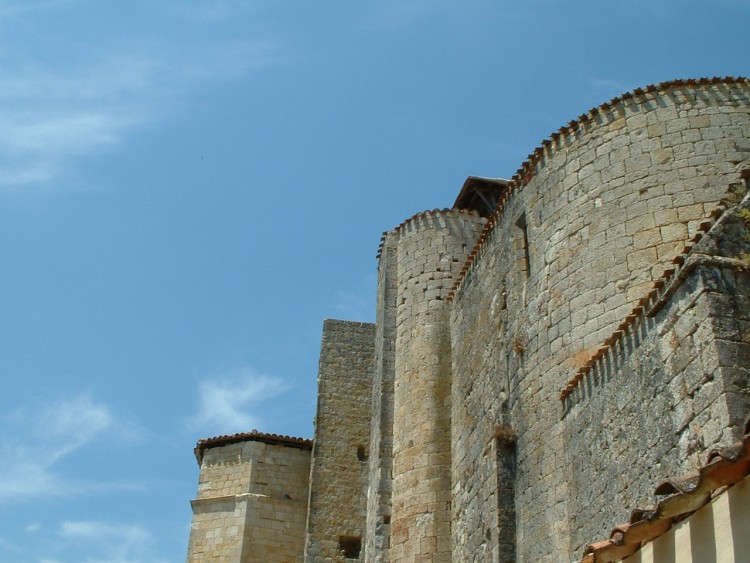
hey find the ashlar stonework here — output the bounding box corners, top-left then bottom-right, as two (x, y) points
(187, 77), (750, 563)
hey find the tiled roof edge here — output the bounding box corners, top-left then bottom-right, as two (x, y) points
(194, 430), (313, 464)
(446, 76), (750, 302)
(560, 181), (749, 404)
(375, 208), (482, 259)
(581, 421), (750, 563)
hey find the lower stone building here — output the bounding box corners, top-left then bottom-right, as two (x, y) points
(187, 433), (312, 561)
(187, 77), (750, 562)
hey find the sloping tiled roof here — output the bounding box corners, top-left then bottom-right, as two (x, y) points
(194, 430), (313, 464)
(582, 418), (750, 563)
(452, 176), (510, 217)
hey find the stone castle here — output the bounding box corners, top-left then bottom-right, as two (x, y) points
(186, 77), (750, 562)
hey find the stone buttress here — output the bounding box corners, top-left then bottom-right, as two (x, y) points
(304, 320), (375, 562)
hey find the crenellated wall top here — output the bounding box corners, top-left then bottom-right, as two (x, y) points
(376, 207), (483, 259)
(509, 77), (750, 190)
(446, 76), (750, 301)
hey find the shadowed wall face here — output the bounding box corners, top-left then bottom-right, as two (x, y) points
(365, 232), (398, 563)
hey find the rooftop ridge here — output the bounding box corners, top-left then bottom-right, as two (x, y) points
(194, 430), (313, 464)
(446, 76), (750, 302)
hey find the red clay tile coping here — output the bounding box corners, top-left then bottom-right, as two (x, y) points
(194, 430), (313, 464)
(558, 183), (750, 403)
(444, 76), (750, 303)
(581, 417), (750, 563)
(375, 208), (483, 259)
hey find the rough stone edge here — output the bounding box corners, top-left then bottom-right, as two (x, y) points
(194, 431), (313, 464)
(559, 182), (750, 405)
(376, 208), (483, 259)
(446, 76), (750, 303)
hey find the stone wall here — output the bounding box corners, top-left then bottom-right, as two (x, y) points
(187, 77), (750, 563)
(187, 438), (311, 563)
(365, 232), (398, 563)
(390, 209), (485, 563)
(563, 262), (750, 555)
(449, 79), (750, 562)
(562, 191), (750, 555)
(304, 320), (376, 562)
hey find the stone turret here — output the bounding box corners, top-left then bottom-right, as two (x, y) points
(388, 209), (485, 562)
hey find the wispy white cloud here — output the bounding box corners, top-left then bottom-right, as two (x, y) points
(58, 520), (170, 563)
(0, 395), (140, 503)
(0, 56), (146, 189)
(0, 112), (131, 186)
(0, 536), (24, 557)
(189, 368), (289, 435)
(36, 395), (113, 459)
(0, 7), (281, 190)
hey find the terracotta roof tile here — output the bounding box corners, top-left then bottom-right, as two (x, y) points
(581, 419), (750, 563)
(448, 77), (750, 304)
(194, 430), (312, 464)
(559, 186), (749, 404)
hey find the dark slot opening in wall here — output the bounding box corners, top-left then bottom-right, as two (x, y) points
(338, 536), (362, 558)
(357, 445), (367, 461)
(496, 432), (517, 560)
(516, 213), (531, 277)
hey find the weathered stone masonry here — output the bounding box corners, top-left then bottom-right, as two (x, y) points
(187, 434), (312, 562)
(448, 77), (750, 561)
(187, 77), (750, 562)
(390, 210), (485, 563)
(305, 320), (375, 563)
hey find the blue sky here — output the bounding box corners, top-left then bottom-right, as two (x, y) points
(0, 1), (747, 561)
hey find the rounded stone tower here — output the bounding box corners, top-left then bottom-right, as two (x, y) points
(389, 209), (485, 562)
